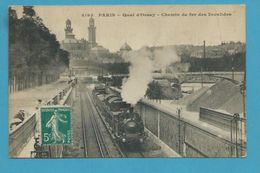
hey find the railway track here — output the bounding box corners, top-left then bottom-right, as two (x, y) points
(123, 151), (145, 158)
(87, 89), (145, 158)
(85, 91), (111, 158)
(80, 94), (88, 157)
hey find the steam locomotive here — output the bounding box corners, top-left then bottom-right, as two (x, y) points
(92, 84), (145, 144)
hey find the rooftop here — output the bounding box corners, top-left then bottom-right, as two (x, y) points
(120, 42), (132, 51)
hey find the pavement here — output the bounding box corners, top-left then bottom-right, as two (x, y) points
(9, 80), (70, 124)
(17, 136), (35, 158)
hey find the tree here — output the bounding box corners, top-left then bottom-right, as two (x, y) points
(23, 6), (36, 17)
(146, 81), (163, 101)
(9, 7), (18, 44)
(57, 49), (70, 67)
(9, 6), (70, 77)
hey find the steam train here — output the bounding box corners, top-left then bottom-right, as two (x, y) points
(92, 84), (145, 144)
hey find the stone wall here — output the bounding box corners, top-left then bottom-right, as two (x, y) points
(135, 101), (245, 157)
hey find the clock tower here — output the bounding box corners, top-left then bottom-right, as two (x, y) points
(88, 17), (97, 48)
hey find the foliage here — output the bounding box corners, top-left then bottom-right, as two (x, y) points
(9, 6), (69, 75)
(103, 62), (130, 74)
(181, 52), (245, 72)
(146, 81), (163, 100)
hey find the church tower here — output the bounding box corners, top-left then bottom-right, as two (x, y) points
(65, 19), (75, 39)
(88, 17), (97, 48)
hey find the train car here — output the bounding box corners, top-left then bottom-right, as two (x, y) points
(94, 83), (106, 93)
(92, 86), (145, 144)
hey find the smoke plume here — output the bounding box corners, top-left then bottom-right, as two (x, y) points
(121, 46), (180, 105)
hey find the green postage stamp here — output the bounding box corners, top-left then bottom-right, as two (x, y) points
(40, 106), (72, 145)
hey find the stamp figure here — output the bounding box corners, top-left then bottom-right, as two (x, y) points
(41, 107), (71, 145)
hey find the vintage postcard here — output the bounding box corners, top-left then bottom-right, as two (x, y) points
(8, 5), (246, 158)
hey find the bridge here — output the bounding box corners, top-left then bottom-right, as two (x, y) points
(75, 71), (244, 80)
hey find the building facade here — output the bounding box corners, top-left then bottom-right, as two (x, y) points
(61, 17), (109, 61)
(88, 17), (97, 48)
(61, 19), (90, 60)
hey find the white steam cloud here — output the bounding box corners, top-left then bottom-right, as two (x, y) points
(121, 46), (180, 105)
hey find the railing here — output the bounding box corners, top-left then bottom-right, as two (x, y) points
(200, 107), (238, 130)
(40, 84), (74, 158)
(9, 113), (37, 157)
(199, 107), (246, 156)
(9, 81), (75, 158)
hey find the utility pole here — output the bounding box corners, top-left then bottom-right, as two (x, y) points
(232, 57), (234, 80)
(177, 107), (182, 154)
(101, 60), (104, 76)
(201, 40), (205, 88)
(241, 70), (246, 156)
(203, 40), (206, 60)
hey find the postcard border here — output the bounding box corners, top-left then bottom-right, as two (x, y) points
(0, 0), (260, 173)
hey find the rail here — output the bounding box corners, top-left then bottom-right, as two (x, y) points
(80, 93), (88, 157)
(91, 93), (126, 158)
(90, 90), (145, 158)
(86, 91), (111, 158)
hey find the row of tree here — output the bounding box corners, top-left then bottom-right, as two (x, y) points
(9, 6), (69, 76)
(98, 52), (245, 75)
(181, 52), (245, 72)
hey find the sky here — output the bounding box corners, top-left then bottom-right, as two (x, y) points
(13, 5), (245, 52)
